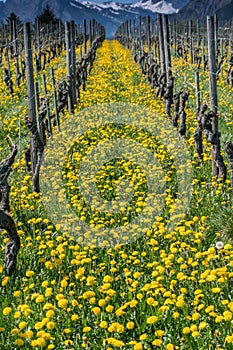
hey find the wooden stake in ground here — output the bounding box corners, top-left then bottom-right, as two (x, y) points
(189, 20), (193, 64)
(70, 20), (77, 105)
(195, 69), (201, 113)
(194, 103), (207, 160)
(51, 68), (61, 132)
(162, 14), (173, 118)
(158, 14), (165, 74)
(207, 15), (226, 180)
(65, 21), (74, 114)
(24, 22), (43, 193)
(83, 19), (87, 55)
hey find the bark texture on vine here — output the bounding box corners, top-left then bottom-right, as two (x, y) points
(0, 137), (20, 275)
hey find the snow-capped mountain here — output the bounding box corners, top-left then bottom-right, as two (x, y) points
(77, 0), (181, 14)
(80, 1), (126, 11)
(130, 0), (179, 14)
(0, 0), (189, 37)
(70, 0), (184, 35)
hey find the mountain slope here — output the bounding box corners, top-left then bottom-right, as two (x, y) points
(130, 0), (179, 14)
(176, 0), (232, 22)
(1, 0), (188, 37)
(217, 0), (233, 24)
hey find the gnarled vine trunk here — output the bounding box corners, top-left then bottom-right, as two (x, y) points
(0, 210), (20, 275)
(0, 137), (20, 275)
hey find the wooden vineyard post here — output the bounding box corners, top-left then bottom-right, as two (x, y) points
(34, 82), (43, 143)
(59, 20), (63, 54)
(83, 19), (87, 55)
(146, 16), (151, 53)
(196, 19), (200, 51)
(207, 15), (218, 177)
(126, 20), (130, 49)
(195, 69), (200, 113)
(214, 14), (218, 64)
(24, 22), (39, 192)
(89, 19), (93, 46)
(139, 16), (143, 55)
(162, 14), (173, 118)
(201, 38), (205, 71)
(51, 68), (60, 132)
(5, 38), (11, 77)
(207, 15), (226, 180)
(24, 23), (36, 131)
(19, 44), (25, 80)
(173, 19), (177, 56)
(189, 20), (193, 64)
(220, 37), (224, 58)
(65, 21), (74, 114)
(158, 14), (165, 74)
(42, 73), (52, 139)
(35, 20), (40, 53)
(12, 19), (20, 86)
(129, 19), (132, 49)
(229, 28), (233, 54)
(93, 19), (96, 42)
(71, 20), (77, 105)
(162, 15), (171, 70)
(133, 19), (137, 53)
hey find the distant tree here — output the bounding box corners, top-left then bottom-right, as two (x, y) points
(6, 12), (22, 27)
(35, 5), (59, 25)
(7, 12), (17, 22)
(6, 12), (22, 42)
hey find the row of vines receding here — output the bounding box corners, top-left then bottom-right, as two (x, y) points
(0, 9), (105, 274)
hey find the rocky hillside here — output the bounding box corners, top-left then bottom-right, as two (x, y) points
(176, 0), (232, 23)
(217, 0), (233, 25)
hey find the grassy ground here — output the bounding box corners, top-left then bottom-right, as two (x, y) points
(0, 40), (233, 349)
